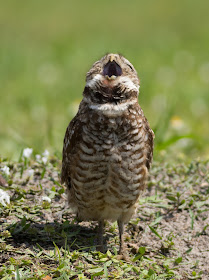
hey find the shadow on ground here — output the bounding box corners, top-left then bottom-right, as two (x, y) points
(6, 216), (112, 253)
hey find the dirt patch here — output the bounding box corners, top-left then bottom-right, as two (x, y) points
(0, 158), (208, 279)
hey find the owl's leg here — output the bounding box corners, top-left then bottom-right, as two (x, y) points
(97, 220), (104, 252)
(117, 219), (125, 255)
(117, 219), (130, 261)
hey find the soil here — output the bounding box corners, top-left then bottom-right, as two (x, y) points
(0, 159), (209, 279)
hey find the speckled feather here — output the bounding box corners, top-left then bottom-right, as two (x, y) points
(61, 54), (154, 224)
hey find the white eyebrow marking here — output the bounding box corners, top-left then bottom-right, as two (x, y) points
(86, 74), (103, 88)
(118, 76), (140, 92)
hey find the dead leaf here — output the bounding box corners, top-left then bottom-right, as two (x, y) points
(42, 276), (52, 280)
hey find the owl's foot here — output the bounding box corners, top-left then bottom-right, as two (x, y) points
(116, 251), (130, 262)
(96, 243), (105, 253)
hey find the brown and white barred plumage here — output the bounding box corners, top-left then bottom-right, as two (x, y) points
(61, 53), (154, 257)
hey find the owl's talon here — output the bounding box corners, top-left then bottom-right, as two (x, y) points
(96, 244), (105, 253)
(116, 253), (131, 262)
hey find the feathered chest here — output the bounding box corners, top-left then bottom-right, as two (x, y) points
(69, 103), (148, 207)
(81, 103), (143, 154)
(69, 103), (147, 178)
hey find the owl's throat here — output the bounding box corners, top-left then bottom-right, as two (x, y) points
(84, 85), (130, 105)
(98, 86), (125, 103)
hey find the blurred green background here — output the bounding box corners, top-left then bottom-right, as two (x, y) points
(0, 0), (209, 160)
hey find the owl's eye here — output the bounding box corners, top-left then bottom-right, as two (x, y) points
(127, 64), (134, 71)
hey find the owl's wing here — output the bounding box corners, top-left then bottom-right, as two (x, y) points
(143, 116), (155, 170)
(61, 113), (83, 187)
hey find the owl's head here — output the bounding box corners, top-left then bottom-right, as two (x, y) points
(84, 54), (140, 103)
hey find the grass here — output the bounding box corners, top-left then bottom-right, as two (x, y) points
(0, 154), (209, 279)
(0, 2), (209, 278)
(0, 0), (209, 159)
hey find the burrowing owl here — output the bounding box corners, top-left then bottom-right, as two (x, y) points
(61, 53), (154, 257)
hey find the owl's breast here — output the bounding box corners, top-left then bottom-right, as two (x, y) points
(69, 108), (147, 215)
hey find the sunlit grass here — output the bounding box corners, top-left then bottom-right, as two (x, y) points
(0, 0), (209, 159)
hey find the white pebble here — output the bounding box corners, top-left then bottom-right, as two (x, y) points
(1, 166), (10, 176)
(0, 189), (10, 207)
(23, 148), (33, 158)
(42, 196), (51, 203)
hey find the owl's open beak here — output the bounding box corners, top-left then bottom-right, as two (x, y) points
(103, 58), (122, 80)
